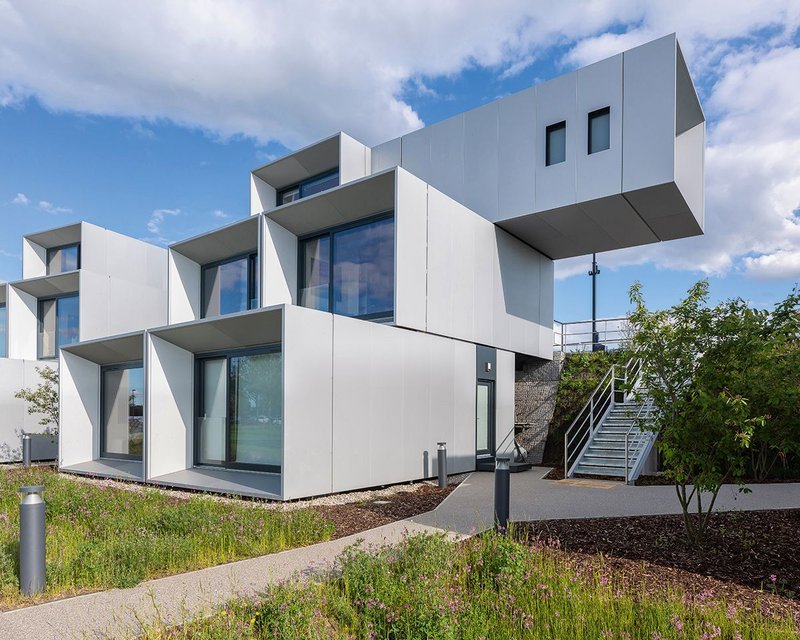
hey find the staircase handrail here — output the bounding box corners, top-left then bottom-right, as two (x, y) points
(622, 394), (655, 483)
(564, 355), (644, 478)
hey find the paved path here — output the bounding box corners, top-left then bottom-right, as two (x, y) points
(411, 467), (800, 534)
(0, 520), (456, 640)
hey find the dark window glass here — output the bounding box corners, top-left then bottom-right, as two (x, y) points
(38, 294), (79, 358)
(277, 169), (339, 206)
(299, 235), (330, 312)
(332, 217), (394, 319)
(0, 304), (6, 358)
(588, 107), (611, 154)
(196, 347), (282, 472)
(201, 253), (258, 318)
(46, 244), (80, 275)
(101, 364), (144, 460)
(298, 214), (394, 321)
(546, 121), (566, 166)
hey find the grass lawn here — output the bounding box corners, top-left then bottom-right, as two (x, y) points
(0, 466), (334, 608)
(142, 532), (799, 639)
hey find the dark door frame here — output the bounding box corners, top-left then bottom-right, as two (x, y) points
(476, 379), (496, 459)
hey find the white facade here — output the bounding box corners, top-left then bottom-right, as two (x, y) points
(56, 35), (705, 499)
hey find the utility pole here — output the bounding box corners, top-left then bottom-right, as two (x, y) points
(588, 253), (602, 351)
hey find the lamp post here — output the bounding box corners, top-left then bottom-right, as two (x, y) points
(588, 253), (601, 351)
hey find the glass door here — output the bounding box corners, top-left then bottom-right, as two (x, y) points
(476, 381), (495, 458)
(197, 358), (227, 466)
(101, 363), (144, 460)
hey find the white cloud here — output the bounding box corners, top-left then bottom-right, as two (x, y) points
(146, 208), (180, 237)
(38, 200), (72, 214)
(12, 192), (29, 205)
(211, 209), (229, 219)
(743, 251), (800, 280)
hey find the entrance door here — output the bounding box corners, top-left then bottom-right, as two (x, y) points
(476, 380), (495, 458)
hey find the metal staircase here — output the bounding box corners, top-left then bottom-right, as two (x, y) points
(564, 357), (658, 483)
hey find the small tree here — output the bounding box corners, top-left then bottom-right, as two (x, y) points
(628, 282), (763, 545)
(15, 365), (59, 435)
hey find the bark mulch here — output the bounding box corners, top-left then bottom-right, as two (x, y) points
(517, 509), (800, 619)
(319, 483), (457, 539)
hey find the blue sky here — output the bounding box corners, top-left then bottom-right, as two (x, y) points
(1, 1), (799, 322)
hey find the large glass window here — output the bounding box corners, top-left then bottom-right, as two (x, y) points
(38, 294), (79, 359)
(101, 363), (144, 460)
(46, 243), (80, 275)
(277, 169), (339, 206)
(0, 303), (6, 358)
(201, 253), (258, 318)
(545, 121), (567, 166)
(588, 107), (610, 154)
(196, 347), (282, 472)
(299, 214), (394, 321)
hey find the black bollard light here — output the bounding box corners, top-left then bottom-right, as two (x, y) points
(19, 485), (46, 596)
(494, 456), (511, 534)
(22, 433), (31, 468)
(437, 442), (447, 488)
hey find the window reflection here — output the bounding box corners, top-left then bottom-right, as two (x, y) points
(46, 244), (80, 275)
(101, 364), (144, 459)
(38, 294), (79, 359)
(201, 253), (258, 318)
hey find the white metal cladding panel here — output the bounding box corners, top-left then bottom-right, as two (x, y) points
(394, 169), (427, 332)
(7, 286), (37, 360)
(622, 34), (676, 192)
(22, 239), (46, 279)
(577, 54), (624, 202)
(146, 334), (193, 479)
(78, 270), (108, 341)
(400, 127), (431, 186)
(370, 138), (401, 174)
(538, 256), (555, 327)
(497, 87), (536, 220)
(464, 101), (500, 222)
(675, 121), (705, 229)
(251, 174), (277, 215)
(59, 351), (98, 467)
(339, 133), (369, 186)
(495, 349), (516, 458)
(0, 360), (53, 462)
(429, 114), (466, 205)
(331, 317), (476, 493)
(78, 222), (105, 275)
(262, 219), (298, 307)
(169, 251), (201, 324)
(282, 306), (333, 500)
(535, 72), (578, 213)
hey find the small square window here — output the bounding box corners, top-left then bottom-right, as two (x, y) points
(588, 107), (610, 154)
(545, 121), (566, 166)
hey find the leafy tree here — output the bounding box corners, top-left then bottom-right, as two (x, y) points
(15, 365), (59, 435)
(628, 282), (765, 545)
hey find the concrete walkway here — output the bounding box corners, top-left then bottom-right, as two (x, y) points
(0, 520), (455, 640)
(411, 467), (800, 534)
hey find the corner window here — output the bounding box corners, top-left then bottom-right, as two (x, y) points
(277, 169), (339, 206)
(545, 121), (566, 166)
(46, 243), (80, 275)
(38, 293), (79, 359)
(101, 363), (144, 460)
(588, 107), (610, 154)
(201, 253), (258, 318)
(299, 214), (394, 321)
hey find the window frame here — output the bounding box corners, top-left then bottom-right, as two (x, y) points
(297, 211), (395, 322)
(276, 168), (340, 207)
(588, 107), (611, 155)
(99, 360), (145, 461)
(37, 292), (79, 360)
(194, 344), (282, 474)
(0, 303), (6, 358)
(545, 120), (567, 166)
(200, 251), (259, 319)
(45, 242), (81, 275)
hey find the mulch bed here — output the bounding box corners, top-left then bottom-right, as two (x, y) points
(517, 509), (800, 618)
(319, 483), (458, 539)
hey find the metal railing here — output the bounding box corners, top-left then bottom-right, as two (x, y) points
(553, 316), (630, 352)
(563, 356), (643, 478)
(623, 394), (656, 484)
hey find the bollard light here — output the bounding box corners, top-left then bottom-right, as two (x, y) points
(437, 442), (447, 488)
(494, 456), (511, 534)
(22, 433), (31, 468)
(18, 485), (46, 596)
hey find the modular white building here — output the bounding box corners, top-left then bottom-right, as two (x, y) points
(58, 34), (705, 499)
(0, 222), (168, 461)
